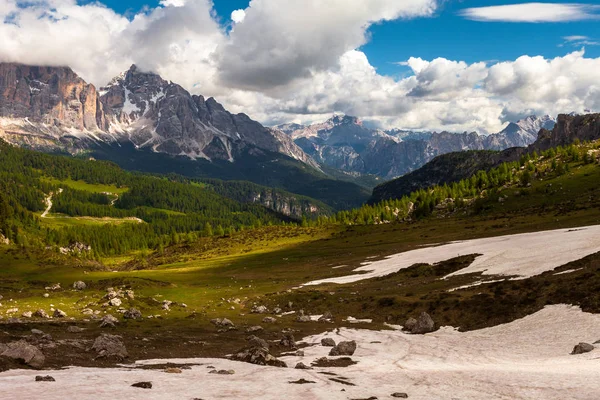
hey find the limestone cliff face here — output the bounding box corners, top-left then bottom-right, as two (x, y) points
(0, 63), (317, 168)
(0, 63), (100, 131)
(533, 114), (600, 151)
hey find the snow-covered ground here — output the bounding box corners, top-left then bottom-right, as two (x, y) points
(304, 225), (600, 286)
(1, 305), (598, 399)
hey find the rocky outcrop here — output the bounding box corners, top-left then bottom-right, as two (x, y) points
(0, 63), (316, 168)
(533, 113), (600, 152)
(0, 340), (45, 368)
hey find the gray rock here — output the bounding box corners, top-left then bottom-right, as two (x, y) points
(571, 343), (595, 355)
(53, 309), (67, 318)
(35, 375), (55, 382)
(280, 333), (297, 349)
(246, 326), (264, 334)
(247, 335), (269, 350)
(231, 345), (287, 368)
(404, 312), (435, 334)
(251, 305), (268, 314)
(108, 298), (122, 307)
(318, 311), (333, 322)
(210, 318), (234, 328)
(91, 334), (128, 360)
(67, 326), (85, 333)
(123, 308), (142, 320)
(21, 311), (32, 318)
(73, 281), (86, 291)
(31, 329), (45, 336)
(262, 317), (277, 323)
(33, 309), (49, 319)
(0, 340), (45, 368)
(99, 314), (118, 328)
(321, 338), (336, 347)
(329, 341), (357, 356)
(391, 393), (409, 398)
(295, 362), (311, 370)
(296, 315), (311, 323)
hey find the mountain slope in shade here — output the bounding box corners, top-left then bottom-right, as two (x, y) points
(278, 115), (556, 179)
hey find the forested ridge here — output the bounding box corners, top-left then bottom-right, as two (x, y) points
(0, 140), (295, 256)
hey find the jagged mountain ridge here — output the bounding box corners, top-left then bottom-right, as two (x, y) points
(0, 63), (316, 168)
(370, 113), (600, 203)
(277, 114), (556, 179)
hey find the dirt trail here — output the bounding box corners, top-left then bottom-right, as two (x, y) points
(41, 188), (62, 218)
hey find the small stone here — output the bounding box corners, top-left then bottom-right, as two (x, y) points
(21, 311), (32, 318)
(262, 317), (277, 323)
(34, 309), (49, 319)
(67, 326), (85, 333)
(251, 305), (268, 314)
(73, 281), (86, 291)
(31, 329), (45, 336)
(391, 393), (409, 398)
(164, 368), (182, 374)
(321, 338), (336, 347)
(43, 293), (49, 298)
(295, 350), (305, 357)
(296, 315), (311, 323)
(131, 382), (152, 389)
(53, 309), (67, 318)
(35, 376), (55, 382)
(295, 362), (311, 370)
(318, 311), (333, 322)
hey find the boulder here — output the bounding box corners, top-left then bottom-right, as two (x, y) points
(210, 318), (234, 328)
(251, 305), (268, 314)
(318, 311), (333, 322)
(280, 333), (297, 350)
(571, 343), (595, 355)
(321, 338), (336, 347)
(0, 340), (45, 368)
(73, 281), (87, 291)
(33, 309), (49, 319)
(247, 335), (269, 350)
(123, 308), (142, 320)
(53, 309), (67, 318)
(246, 326), (264, 334)
(404, 312), (435, 334)
(231, 345), (287, 368)
(108, 298), (122, 307)
(99, 314), (119, 328)
(329, 341), (357, 356)
(91, 334), (128, 360)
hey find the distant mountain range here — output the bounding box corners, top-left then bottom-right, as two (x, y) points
(276, 114), (556, 179)
(370, 113), (600, 203)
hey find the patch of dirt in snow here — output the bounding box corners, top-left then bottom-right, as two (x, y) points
(0, 305), (598, 399)
(304, 225), (600, 286)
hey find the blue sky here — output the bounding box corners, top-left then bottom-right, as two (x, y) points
(89, 0), (600, 78)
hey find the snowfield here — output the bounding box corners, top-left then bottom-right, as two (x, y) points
(304, 225), (600, 286)
(0, 305), (598, 399)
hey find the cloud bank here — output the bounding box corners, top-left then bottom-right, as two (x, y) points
(0, 0), (598, 134)
(460, 3), (600, 23)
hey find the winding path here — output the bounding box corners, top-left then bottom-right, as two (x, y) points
(41, 188), (62, 218)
